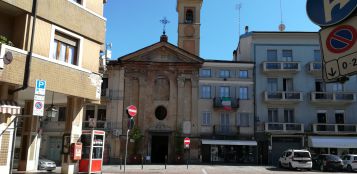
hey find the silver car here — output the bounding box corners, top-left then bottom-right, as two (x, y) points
(38, 157), (56, 171)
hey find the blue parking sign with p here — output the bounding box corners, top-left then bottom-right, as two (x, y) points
(35, 79), (46, 95)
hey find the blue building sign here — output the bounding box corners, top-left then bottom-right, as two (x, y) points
(307, 0), (357, 26)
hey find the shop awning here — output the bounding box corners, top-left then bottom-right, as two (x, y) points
(308, 136), (357, 148)
(0, 100), (21, 115)
(202, 139), (257, 146)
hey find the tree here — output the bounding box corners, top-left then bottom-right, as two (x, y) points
(129, 126), (143, 154)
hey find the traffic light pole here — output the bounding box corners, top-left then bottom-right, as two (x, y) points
(124, 129), (130, 173)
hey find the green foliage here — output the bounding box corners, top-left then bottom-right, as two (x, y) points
(0, 35), (14, 46)
(129, 126), (143, 154)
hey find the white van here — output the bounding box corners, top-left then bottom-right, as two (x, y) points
(278, 149), (312, 170)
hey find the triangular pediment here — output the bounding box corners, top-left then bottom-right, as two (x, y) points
(118, 42), (204, 64)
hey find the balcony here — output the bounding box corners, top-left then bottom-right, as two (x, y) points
(262, 61), (300, 74)
(312, 124), (357, 134)
(264, 91), (303, 103)
(0, 43), (100, 100)
(265, 122), (304, 134)
(310, 92), (356, 105)
(213, 97), (239, 109)
(307, 61), (322, 75)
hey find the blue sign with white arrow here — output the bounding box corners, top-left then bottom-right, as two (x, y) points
(307, 0), (357, 27)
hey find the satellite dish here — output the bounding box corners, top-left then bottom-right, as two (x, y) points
(3, 51), (13, 65)
(279, 24), (286, 32)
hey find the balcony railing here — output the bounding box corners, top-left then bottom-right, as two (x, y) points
(311, 92), (356, 103)
(264, 91), (303, 102)
(265, 122), (304, 133)
(82, 121), (121, 130)
(213, 97), (239, 109)
(262, 61), (300, 73)
(312, 124), (357, 134)
(308, 61), (322, 72)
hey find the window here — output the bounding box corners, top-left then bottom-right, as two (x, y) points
(283, 78), (294, 91)
(239, 70), (248, 78)
(268, 108), (279, 122)
(185, 9), (194, 23)
(220, 112), (230, 132)
(101, 78), (108, 96)
(97, 108), (106, 121)
(284, 109), (294, 123)
(201, 85), (211, 99)
(69, 0), (82, 4)
(267, 50), (278, 61)
(332, 83), (343, 92)
(335, 111), (344, 124)
(219, 86), (230, 97)
(85, 106), (95, 121)
(155, 106), (167, 120)
(219, 70), (230, 78)
(200, 69), (211, 77)
(282, 50), (293, 61)
(238, 113), (250, 127)
(267, 78), (278, 92)
(202, 112), (211, 125)
(52, 31), (79, 65)
(314, 50), (321, 61)
(239, 87), (248, 100)
(58, 107), (66, 122)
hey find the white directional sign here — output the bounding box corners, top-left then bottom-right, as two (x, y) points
(320, 16), (357, 81)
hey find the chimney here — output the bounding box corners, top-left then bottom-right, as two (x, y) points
(160, 34), (168, 42)
(245, 26), (249, 33)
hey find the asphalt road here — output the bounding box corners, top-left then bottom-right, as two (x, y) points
(13, 165), (355, 174)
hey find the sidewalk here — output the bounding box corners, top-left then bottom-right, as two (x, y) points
(12, 165), (203, 174)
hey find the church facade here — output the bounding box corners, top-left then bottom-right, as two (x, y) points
(104, 0), (257, 164)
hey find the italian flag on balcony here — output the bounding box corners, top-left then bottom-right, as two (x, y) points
(221, 97), (232, 111)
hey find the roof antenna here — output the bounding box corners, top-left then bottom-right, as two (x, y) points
(279, 0), (286, 32)
(235, 3), (242, 37)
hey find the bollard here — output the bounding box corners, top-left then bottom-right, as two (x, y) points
(141, 155), (143, 170)
(120, 156), (122, 170)
(165, 155), (167, 169)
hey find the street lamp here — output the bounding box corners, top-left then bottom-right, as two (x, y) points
(46, 91), (57, 118)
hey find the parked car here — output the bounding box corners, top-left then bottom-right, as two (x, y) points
(38, 157), (56, 171)
(341, 154), (357, 172)
(312, 154), (343, 172)
(278, 149), (312, 170)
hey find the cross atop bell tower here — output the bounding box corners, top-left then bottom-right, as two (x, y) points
(177, 0), (203, 56)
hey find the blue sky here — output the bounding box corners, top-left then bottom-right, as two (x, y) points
(104, 0), (320, 60)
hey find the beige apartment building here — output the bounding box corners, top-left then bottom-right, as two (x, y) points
(0, 0), (106, 173)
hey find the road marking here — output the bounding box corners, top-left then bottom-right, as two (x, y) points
(201, 168), (208, 174)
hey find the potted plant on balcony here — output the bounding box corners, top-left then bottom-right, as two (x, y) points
(174, 130), (184, 164)
(0, 35), (14, 46)
(129, 126), (143, 164)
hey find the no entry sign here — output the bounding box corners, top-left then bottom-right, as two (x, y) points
(326, 25), (357, 53)
(127, 105), (137, 117)
(184, 137), (190, 145)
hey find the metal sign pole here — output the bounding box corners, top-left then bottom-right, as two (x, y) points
(124, 129), (130, 173)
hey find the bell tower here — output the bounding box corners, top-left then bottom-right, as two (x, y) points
(177, 0), (203, 56)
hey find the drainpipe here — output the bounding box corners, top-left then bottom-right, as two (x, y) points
(11, 0), (38, 94)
